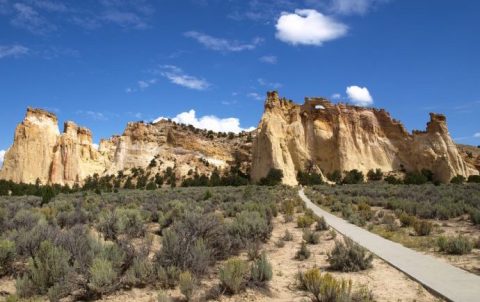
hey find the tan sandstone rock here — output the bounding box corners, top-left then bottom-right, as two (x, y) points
(251, 91), (478, 185)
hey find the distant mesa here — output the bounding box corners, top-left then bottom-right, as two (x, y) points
(0, 92), (478, 186)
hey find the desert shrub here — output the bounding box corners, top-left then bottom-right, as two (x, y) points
(474, 237), (480, 249)
(229, 210), (272, 244)
(282, 230), (294, 241)
(246, 241), (261, 260)
(381, 214), (398, 231)
(342, 170), (364, 184)
(297, 214), (315, 228)
(219, 258), (249, 294)
(450, 175), (466, 184)
(297, 171), (324, 186)
(328, 239), (373, 272)
(384, 175), (402, 184)
(315, 216), (328, 231)
(259, 168), (283, 186)
(157, 291), (172, 302)
(117, 208), (145, 238)
(0, 239), (15, 276)
(413, 220), (433, 236)
(156, 265), (180, 289)
(13, 209), (42, 230)
(399, 213), (416, 227)
(295, 241), (311, 261)
(329, 229), (337, 240)
(22, 241), (72, 296)
(367, 169), (383, 181)
(89, 257), (117, 294)
(179, 271), (195, 301)
(250, 251), (272, 284)
(404, 171), (428, 185)
(469, 209), (480, 225)
(303, 229), (320, 244)
(468, 175), (480, 183)
(326, 170), (342, 184)
(296, 269), (354, 302)
(281, 199), (295, 222)
(437, 236), (473, 255)
(97, 210), (119, 241)
(16, 275), (36, 298)
(124, 256), (155, 286)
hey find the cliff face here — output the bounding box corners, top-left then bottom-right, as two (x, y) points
(251, 91), (478, 185)
(0, 108), (252, 186)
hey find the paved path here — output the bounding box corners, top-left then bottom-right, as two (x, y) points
(299, 188), (480, 302)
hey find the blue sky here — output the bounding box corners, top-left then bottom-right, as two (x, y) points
(1, 0), (480, 164)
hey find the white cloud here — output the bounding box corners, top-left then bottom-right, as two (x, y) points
(247, 92), (263, 101)
(0, 149), (5, 168)
(11, 3), (56, 34)
(257, 78), (282, 89)
(158, 65), (210, 90)
(184, 31), (263, 52)
(259, 55), (278, 64)
(331, 93), (341, 100)
(92, 143), (99, 150)
(346, 85), (373, 106)
(474, 133), (480, 138)
(275, 9), (347, 46)
(0, 44), (29, 59)
(153, 110), (254, 133)
(330, 0), (387, 15)
(77, 110), (109, 121)
(102, 10), (147, 29)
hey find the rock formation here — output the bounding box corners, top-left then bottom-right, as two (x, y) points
(1, 92), (478, 186)
(0, 108), (252, 186)
(251, 91), (478, 185)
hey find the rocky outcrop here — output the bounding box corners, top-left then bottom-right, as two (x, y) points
(251, 91), (478, 185)
(0, 108), (252, 186)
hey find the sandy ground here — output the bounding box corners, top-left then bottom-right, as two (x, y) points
(0, 214), (444, 302)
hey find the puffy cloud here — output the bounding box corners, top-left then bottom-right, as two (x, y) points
(184, 31), (263, 52)
(275, 9), (347, 46)
(259, 55), (278, 64)
(0, 150), (5, 168)
(346, 86), (373, 106)
(474, 133), (480, 138)
(159, 65), (210, 90)
(0, 44), (29, 59)
(153, 110), (254, 133)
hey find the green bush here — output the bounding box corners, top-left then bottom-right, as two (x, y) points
(23, 241), (72, 296)
(342, 169), (364, 184)
(250, 251), (272, 284)
(219, 258), (249, 294)
(296, 269), (353, 302)
(399, 213), (416, 227)
(156, 265), (180, 289)
(404, 171), (428, 185)
(467, 175), (480, 183)
(328, 239), (373, 272)
(297, 171), (324, 186)
(303, 229), (320, 244)
(315, 216), (328, 231)
(384, 175), (402, 184)
(230, 211), (272, 244)
(97, 210), (119, 241)
(450, 175), (466, 184)
(157, 291), (172, 302)
(437, 236), (473, 255)
(367, 169), (383, 181)
(124, 256), (154, 286)
(295, 241), (311, 261)
(117, 208), (146, 238)
(469, 209), (480, 225)
(297, 214), (315, 228)
(259, 168), (283, 186)
(179, 271), (195, 301)
(89, 257), (117, 294)
(413, 220), (433, 236)
(282, 230), (294, 241)
(326, 170), (342, 184)
(246, 241), (261, 260)
(16, 275), (36, 298)
(0, 239), (15, 276)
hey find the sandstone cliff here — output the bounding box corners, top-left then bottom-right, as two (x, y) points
(0, 108), (252, 186)
(251, 91), (478, 185)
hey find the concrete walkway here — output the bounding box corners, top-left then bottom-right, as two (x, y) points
(299, 188), (480, 302)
